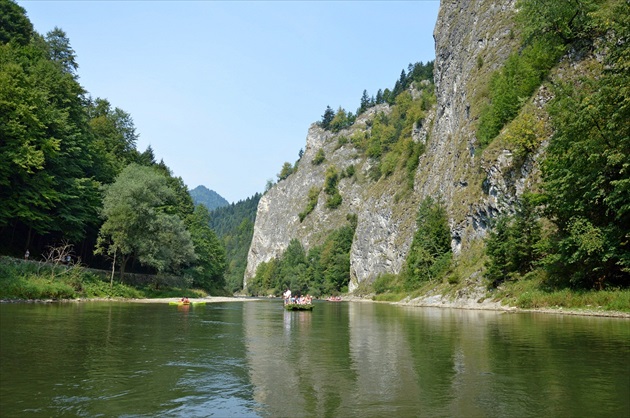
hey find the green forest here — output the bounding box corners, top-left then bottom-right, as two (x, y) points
(482, 0), (629, 292)
(247, 215), (357, 297)
(209, 193), (261, 293)
(0, 0), (227, 298)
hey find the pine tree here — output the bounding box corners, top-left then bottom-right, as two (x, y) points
(320, 106), (335, 130)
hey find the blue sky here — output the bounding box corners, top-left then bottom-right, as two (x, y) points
(18, 1), (440, 203)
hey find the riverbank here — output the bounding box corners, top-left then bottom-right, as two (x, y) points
(125, 296), (265, 304)
(4, 256), (627, 317)
(341, 293), (630, 318)
(2, 294), (628, 318)
(0, 296), (265, 304)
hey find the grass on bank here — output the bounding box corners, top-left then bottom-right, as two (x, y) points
(365, 268), (630, 313)
(491, 272), (630, 312)
(0, 257), (210, 301)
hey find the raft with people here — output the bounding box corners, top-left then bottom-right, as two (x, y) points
(282, 290), (314, 311)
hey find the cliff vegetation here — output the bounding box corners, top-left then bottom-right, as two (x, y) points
(245, 0), (629, 312)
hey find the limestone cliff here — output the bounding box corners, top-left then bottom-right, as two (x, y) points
(245, 0), (545, 291)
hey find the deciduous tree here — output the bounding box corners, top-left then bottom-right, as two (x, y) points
(95, 164), (195, 278)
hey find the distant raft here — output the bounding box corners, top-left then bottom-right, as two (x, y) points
(284, 303), (314, 311)
(169, 301), (206, 306)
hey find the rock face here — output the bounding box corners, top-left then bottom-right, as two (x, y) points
(245, 0), (543, 290)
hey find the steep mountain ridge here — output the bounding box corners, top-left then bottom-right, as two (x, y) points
(244, 0), (541, 292)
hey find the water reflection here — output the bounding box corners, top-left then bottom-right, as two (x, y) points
(243, 302), (629, 417)
(1, 301), (628, 417)
(244, 301), (357, 417)
(346, 302), (424, 416)
(283, 309), (312, 334)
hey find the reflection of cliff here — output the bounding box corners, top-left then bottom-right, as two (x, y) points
(346, 303), (423, 415)
(243, 302), (629, 415)
(421, 309), (497, 417)
(242, 301), (496, 416)
(243, 302), (357, 416)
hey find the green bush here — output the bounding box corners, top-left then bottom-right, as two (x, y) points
(404, 196), (452, 289)
(325, 192), (342, 209)
(312, 149), (325, 165)
(323, 167), (343, 209)
(373, 273), (402, 294)
(299, 187), (321, 222)
(0, 257), (176, 300)
(477, 38), (562, 148)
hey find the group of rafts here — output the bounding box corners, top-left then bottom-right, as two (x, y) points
(282, 289), (314, 311)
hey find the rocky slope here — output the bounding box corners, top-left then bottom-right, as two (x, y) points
(245, 0), (544, 293)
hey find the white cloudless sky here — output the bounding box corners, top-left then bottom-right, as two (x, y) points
(18, 0), (440, 203)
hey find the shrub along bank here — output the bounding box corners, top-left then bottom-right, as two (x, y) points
(0, 257), (211, 301)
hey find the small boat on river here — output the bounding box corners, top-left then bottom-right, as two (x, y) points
(284, 303), (314, 311)
(168, 301), (206, 306)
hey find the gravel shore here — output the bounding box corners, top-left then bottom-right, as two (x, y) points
(341, 294), (630, 318)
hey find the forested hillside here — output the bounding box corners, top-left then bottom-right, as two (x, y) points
(0, 0), (226, 293)
(209, 193), (261, 292)
(190, 185), (229, 211)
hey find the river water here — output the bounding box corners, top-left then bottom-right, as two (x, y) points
(0, 300), (628, 417)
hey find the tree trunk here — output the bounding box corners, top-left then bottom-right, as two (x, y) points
(119, 254), (129, 282)
(110, 249), (116, 290)
(25, 225), (32, 251)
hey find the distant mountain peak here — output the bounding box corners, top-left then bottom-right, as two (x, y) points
(190, 185), (229, 211)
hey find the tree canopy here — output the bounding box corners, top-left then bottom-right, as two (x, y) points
(247, 214), (357, 297)
(483, 0), (630, 290)
(95, 164), (196, 277)
(0, 2), (228, 293)
(540, 0), (630, 288)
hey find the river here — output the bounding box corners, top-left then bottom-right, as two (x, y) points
(0, 300), (628, 417)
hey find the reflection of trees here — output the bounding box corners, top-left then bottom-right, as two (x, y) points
(78, 303), (193, 415)
(397, 306), (459, 411)
(26, 302), (255, 415)
(485, 314), (630, 417)
(347, 303), (468, 416)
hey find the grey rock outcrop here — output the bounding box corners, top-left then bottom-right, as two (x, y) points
(245, 0), (546, 291)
